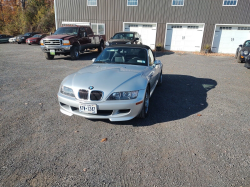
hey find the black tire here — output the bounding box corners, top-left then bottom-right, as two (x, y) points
(44, 53), (54, 60)
(235, 51), (238, 59)
(18, 42), (21, 44)
(70, 45), (80, 60)
(157, 71), (162, 86)
(138, 86), (150, 119)
(98, 41), (104, 53)
(237, 53), (242, 63)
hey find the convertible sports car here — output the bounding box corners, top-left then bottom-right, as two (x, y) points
(58, 45), (163, 121)
(235, 40), (250, 63)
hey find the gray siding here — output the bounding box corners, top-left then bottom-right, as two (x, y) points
(55, 0), (250, 49)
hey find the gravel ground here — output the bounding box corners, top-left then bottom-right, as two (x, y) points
(0, 43), (250, 187)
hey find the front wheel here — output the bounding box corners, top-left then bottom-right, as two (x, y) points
(157, 71), (162, 86)
(44, 53), (54, 60)
(70, 45), (80, 60)
(137, 86), (150, 119)
(237, 53), (243, 63)
(98, 42), (104, 53)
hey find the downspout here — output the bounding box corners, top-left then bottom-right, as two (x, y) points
(54, 0), (58, 30)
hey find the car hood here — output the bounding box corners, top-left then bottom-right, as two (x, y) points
(241, 47), (250, 51)
(108, 39), (133, 44)
(62, 64), (148, 97)
(43, 35), (75, 40)
(27, 37), (40, 40)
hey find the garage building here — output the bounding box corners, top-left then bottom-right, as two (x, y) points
(54, 0), (250, 53)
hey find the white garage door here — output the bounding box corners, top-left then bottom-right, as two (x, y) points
(124, 23), (157, 50)
(165, 24), (205, 52)
(212, 25), (250, 54)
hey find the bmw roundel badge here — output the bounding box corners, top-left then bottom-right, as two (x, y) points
(89, 86), (94, 90)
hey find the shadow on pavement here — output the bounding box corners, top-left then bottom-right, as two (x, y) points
(155, 51), (175, 57)
(109, 74), (217, 126)
(55, 50), (100, 61)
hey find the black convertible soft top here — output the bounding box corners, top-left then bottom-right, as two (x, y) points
(106, 44), (151, 50)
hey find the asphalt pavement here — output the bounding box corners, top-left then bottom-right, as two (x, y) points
(0, 43), (250, 186)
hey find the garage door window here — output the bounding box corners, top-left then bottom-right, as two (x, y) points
(223, 0), (238, 6)
(172, 26), (182, 28)
(238, 27), (250, 30)
(127, 0), (138, 6)
(87, 0), (97, 6)
(172, 0), (184, 6)
(188, 26), (199, 29)
(220, 27), (232, 30)
(91, 23), (105, 35)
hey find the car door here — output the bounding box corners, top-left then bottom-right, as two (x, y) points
(78, 27), (89, 50)
(148, 49), (159, 93)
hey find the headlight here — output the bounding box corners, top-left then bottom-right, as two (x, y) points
(60, 86), (75, 97)
(126, 42), (131, 44)
(105, 41), (109, 46)
(107, 90), (138, 100)
(40, 40), (44, 45)
(244, 51), (248, 55)
(62, 40), (70, 45)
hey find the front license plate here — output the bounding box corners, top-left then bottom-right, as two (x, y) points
(50, 49), (55, 55)
(79, 104), (97, 114)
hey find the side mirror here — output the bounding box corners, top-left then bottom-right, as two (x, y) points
(239, 45), (243, 48)
(154, 59), (161, 65)
(134, 37), (139, 41)
(92, 58), (96, 62)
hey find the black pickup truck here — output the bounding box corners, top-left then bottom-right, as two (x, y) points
(41, 26), (106, 60)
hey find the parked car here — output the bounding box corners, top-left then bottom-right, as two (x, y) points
(26, 34), (48, 45)
(235, 40), (250, 63)
(40, 26), (106, 60)
(0, 34), (13, 43)
(16, 32), (40, 44)
(105, 31), (142, 46)
(58, 44), (163, 121)
(9, 36), (17, 43)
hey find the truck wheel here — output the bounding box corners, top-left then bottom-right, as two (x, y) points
(70, 45), (80, 60)
(45, 53), (54, 60)
(98, 42), (104, 53)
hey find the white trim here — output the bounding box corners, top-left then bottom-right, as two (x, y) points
(62, 22), (90, 26)
(91, 23), (105, 35)
(164, 23), (206, 52)
(222, 0), (238, 6)
(54, 0), (58, 30)
(172, 0), (185, 6)
(127, 0), (138, 6)
(211, 23), (250, 52)
(87, 0), (97, 6)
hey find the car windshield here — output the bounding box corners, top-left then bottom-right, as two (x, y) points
(112, 33), (134, 40)
(244, 41), (250, 47)
(33, 34), (42, 38)
(24, 33), (31, 36)
(94, 47), (148, 66)
(53, 27), (78, 35)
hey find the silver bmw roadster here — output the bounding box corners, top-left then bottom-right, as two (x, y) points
(58, 44), (163, 121)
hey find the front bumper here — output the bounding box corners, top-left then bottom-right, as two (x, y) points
(41, 45), (71, 53)
(17, 38), (26, 43)
(57, 89), (145, 121)
(27, 40), (38, 44)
